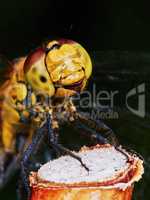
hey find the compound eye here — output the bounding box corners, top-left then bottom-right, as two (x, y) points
(40, 75), (47, 83)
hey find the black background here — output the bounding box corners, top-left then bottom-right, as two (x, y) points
(0, 0), (150, 58)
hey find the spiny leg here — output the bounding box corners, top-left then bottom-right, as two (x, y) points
(46, 113), (89, 172)
(70, 111), (119, 147)
(0, 154), (20, 189)
(21, 113), (89, 200)
(21, 124), (47, 200)
(0, 136), (26, 190)
(0, 152), (17, 189)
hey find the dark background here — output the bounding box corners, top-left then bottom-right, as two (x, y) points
(0, 0), (150, 58)
(0, 0), (150, 200)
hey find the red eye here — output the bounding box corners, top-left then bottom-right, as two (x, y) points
(58, 39), (75, 45)
(24, 48), (45, 74)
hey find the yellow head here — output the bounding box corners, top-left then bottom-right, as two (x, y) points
(24, 39), (92, 97)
